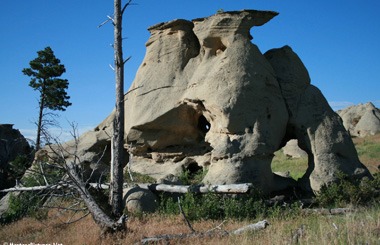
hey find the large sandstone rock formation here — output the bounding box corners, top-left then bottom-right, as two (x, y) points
(338, 102), (380, 137)
(67, 10), (371, 194)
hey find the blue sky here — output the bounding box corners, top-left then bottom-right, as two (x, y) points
(1, 0), (379, 142)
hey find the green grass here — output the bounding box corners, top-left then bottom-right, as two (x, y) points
(271, 149), (308, 180)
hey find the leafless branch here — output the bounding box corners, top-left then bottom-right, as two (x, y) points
(121, 0), (133, 15)
(123, 56), (131, 65)
(177, 197), (195, 233)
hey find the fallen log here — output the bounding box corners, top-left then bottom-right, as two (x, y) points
(1, 183), (253, 195)
(137, 183), (253, 194)
(0, 182), (73, 192)
(301, 208), (355, 215)
(231, 220), (269, 235)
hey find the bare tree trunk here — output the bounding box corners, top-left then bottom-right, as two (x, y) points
(36, 93), (45, 151)
(110, 0), (125, 218)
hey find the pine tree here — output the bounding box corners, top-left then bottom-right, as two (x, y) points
(22, 46), (71, 150)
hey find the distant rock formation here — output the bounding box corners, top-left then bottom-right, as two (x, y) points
(0, 124), (32, 191)
(61, 10), (371, 194)
(338, 102), (380, 137)
(283, 140), (307, 159)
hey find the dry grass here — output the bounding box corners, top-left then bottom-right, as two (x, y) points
(1, 207), (380, 245)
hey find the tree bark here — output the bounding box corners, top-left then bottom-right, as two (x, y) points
(110, 0), (125, 218)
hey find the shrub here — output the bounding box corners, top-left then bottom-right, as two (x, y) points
(0, 192), (46, 224)
(8, 154), (33, 179)
(178, 169), (207, 185)
(315, 172), (380, 207)
(0, 162), (64, 224)
(158, 190), (302, 221)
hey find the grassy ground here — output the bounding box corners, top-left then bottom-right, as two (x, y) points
(272, 133), (380, 178)
(271, 150), (308, 180)
(1, 206), (379, 244)
(1, 134), (379, 244)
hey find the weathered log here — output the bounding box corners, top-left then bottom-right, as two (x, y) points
(301, 208), (355, 215)
(138, 183), (253, 194)
(231, 220), (269, 235)
(1, 183), (253, 195)
(0, 182), (72, 192)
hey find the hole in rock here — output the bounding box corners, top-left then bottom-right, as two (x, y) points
(271, 140), (308, 181)
(203, 37), (226, 55)
(181, 161), (204, 185)
(186, 161), (203, 174)
(197, 115), (211, 134)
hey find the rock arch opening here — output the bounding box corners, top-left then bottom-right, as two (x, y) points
(271, 140), (308, 181)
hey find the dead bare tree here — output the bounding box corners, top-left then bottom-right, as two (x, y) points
(97, 0), (133, 222)
(110, 0), (127, 219)
(42, 123), (126, 233)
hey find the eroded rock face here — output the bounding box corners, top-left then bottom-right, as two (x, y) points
(338, 102), (380, 137)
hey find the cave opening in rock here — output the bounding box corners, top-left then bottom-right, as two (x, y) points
(271, 141), (308, 181)
(197, 115), (211, 134)
(181, 161), (204, 184)
(187, 161), (203, 174)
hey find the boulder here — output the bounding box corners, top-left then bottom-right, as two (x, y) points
(338, 102), (380, 137)
(123, 186), (158, 214)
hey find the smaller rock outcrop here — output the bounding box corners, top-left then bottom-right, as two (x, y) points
(338, 102), (380, 137)
(0, 124), (32, 191)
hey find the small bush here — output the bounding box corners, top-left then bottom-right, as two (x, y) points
(0, 192), (46, 224)
(315, 172), (380, 207)
(0, 162), (64, 224)
(8, 154), (33, 179)
(158, 190), (301, 221)
(124, 171), (156, 184)
(178, 169), (207, 185)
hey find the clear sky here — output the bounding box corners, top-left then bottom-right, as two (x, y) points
(1, 0), (379, 142)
